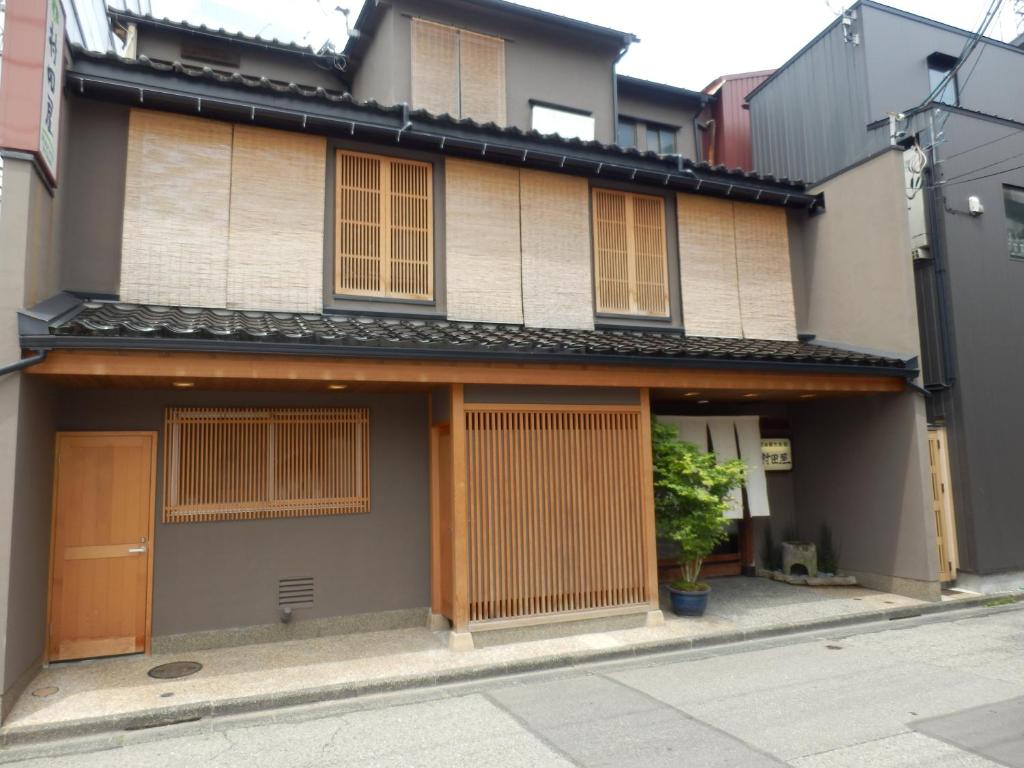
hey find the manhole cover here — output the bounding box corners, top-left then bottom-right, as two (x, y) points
(31, 686), (59, 698)
(148, 661), (203, 680)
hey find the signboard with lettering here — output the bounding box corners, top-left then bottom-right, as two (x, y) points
(37, 0), (65, 182)
(762, 438), (792, 471)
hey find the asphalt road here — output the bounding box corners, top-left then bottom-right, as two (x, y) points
(5, 604), (1024, 767)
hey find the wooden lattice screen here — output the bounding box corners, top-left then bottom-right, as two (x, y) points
(335, 149), (433, 300)
(163, 407), (370, 523)
(592, 189), (669, 317)
(464, 406), (653, 623)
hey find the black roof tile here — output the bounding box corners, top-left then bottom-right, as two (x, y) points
(39, 302), (909, 374)
(67, 46), (809, 192)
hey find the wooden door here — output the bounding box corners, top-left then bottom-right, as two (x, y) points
(47, 432), (156, 661)
(927, 428), (959, 582)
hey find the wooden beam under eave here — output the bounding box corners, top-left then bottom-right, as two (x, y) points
(26, 349), (909, 394)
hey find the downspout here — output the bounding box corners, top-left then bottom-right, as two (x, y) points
(923, 144), (957, 387)
(0, 350), (48, 377)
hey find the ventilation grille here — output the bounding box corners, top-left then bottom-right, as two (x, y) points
(278, 577), (314, 609)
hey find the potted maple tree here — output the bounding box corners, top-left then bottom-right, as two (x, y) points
(651, 419), (746, 616)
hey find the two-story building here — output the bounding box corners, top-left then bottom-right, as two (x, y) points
(746, 0), (1024, 591)
(0, 0), (938, 719)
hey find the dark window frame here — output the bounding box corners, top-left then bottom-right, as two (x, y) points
(1004, 184), (1024, 260)
(927, 52), (959, 107)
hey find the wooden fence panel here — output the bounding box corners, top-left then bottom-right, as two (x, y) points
(464, 406), (652, 623)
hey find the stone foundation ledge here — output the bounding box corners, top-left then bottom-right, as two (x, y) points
(757, 568), (858, 587)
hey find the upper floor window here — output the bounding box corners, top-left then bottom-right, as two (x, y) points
(646, 124), (677, 155)
(335, 149), (434, 300)
(927, 53), (959, 106)
(591, 188), (669, 318)
(411, 18), (506, 125)
(617, 117), (638, 148)
(531, 103), (595, 141)
(1004, 185), (1024, 260)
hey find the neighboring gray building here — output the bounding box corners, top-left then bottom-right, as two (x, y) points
(748, 0), (1024, 584)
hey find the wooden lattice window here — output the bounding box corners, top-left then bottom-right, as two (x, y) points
(592, 188), (670, 317)
(162, 407), (369, 523)
(335, 150), (433, 300)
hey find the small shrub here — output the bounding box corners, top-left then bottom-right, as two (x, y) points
(817, 523), (840, 574)
(651, 419), (746, 585)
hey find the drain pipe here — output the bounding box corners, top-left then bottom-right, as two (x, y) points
(0, 349), (48, 377)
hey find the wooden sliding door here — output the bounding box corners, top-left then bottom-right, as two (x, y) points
(462, 404), (656, 626)
(47, 433), (156, 661)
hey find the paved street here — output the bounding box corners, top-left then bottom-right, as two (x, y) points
(5, 605), (1024, 767)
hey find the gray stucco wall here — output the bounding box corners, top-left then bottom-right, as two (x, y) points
(0, 157), (64, 716)
(791, 393), (939, 598)
(55, 389), (430, 637)
(58, 95), (128, 297)
(793, 148), (920, 359)
(136, 27), (346, 92)
(615, 88), (699, 160)
(923, 111), (1024, 573)
(353, 0), (621, 142)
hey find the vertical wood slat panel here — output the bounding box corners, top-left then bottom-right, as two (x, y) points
(335, 150), (433, 300)
(163, 408), (369, 523)
(464, 406), (651, 623)
(592, 189), (669, 317)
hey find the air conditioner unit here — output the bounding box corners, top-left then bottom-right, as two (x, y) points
(912, 246), (931, 261)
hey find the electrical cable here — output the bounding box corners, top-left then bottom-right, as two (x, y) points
(931, 159), (1024, 187)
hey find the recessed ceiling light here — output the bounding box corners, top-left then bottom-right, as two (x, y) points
(743, 393), (759, 398)
(172, 381), (194, 388)
(800, 393), (817, 399)
(697, 399), (710, 404)
(327, 383), (348, 390)
(684, 392), (701, 397)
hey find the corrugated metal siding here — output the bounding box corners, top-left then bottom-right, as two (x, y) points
(709, 73), (771, 172)
(749, 21), (871, 184)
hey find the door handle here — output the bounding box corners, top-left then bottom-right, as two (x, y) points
(128, 546), (147, 554)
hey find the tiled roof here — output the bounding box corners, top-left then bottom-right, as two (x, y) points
(67, 46), (809, 190)
(108, 8), (325, 56)
(40, 302), (910, 373)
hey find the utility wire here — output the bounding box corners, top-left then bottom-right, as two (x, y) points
(940, 126), (1024, 162)
(939, 147), (1024, 182)
(917, 0), (1002, 111)
(933, 160), (1024, 186)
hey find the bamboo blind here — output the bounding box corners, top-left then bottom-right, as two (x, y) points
(592, 189), (669, 317)
(120, 110), (232, 308)
(227, 125), (325, 313)
(162, 407), (370, 523)
(335, 149), (433, 299)
(676, 193), (743, 338)
(459, 29), (506, 125)
(411, 18), (460, 116)
(464, 406), (651, 622)
(733, 201), (797, 340)
(445, 159), (523, 323)
(519, 169), (593, 330)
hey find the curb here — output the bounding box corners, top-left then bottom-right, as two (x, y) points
(3, 591), (1021, 749)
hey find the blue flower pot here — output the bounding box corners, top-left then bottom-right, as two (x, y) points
(668, 585), (711, 617)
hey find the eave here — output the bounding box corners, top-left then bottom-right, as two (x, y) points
(66, 50), (820, 211)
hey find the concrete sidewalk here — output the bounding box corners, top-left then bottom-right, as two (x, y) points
(1, 578), (1001, 746)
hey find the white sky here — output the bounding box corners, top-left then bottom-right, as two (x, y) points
(150, 0), (1024, 91)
